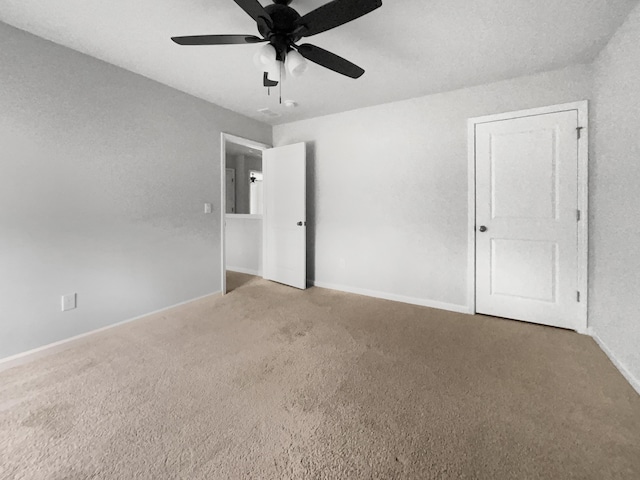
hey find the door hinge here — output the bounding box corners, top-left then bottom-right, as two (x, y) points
(577, 291), (581, 302)
(577, 126), (584, 139)
(576, 209), (581, 221)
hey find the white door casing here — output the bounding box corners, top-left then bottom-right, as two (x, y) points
(263, 142), (307, 290)
(473, 106), (587, 330)
(225, 168), (236, 213)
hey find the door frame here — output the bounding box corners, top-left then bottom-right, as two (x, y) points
(225, 168), (236, 213)
(220, 133), (271, 295)
(466, 101), (589, 332)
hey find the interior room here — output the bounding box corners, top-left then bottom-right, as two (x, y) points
(1, 1), (639, 478)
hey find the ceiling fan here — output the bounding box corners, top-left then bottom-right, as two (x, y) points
(171, 0), (382, 87)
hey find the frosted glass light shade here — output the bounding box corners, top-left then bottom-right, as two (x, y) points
(253, 50), (264, 69)
(285, 50), (308, 77)
(266, 61), (283, 82)
(257, 44), (277, 66)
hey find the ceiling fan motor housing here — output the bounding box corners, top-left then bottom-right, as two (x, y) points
(264, 4), (300, 34)
(263, 3), (302, 59)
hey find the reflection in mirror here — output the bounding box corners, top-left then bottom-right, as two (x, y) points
(225, 141), (263, 214)
(249, 171), (263, 214)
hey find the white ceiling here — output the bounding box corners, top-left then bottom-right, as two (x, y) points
(226, 139), (262, 158)
(1, 0), (637, 125)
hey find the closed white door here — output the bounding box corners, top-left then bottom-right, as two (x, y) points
(263, 143), (306, 290)
(475, 110), (579, 329)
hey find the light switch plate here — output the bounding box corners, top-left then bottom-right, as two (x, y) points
(204, 203), (212, 214)
(61, 293), (77, 312)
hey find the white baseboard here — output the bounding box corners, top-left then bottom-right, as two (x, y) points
(310, 280), (469, 314)
(0, 291), (221, 373)
(588, 327), (640, 396)
(227, 266), (262, 276)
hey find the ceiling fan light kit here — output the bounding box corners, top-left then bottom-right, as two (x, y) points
(171, 0), (382, 90)
(285, 49), (308, 77)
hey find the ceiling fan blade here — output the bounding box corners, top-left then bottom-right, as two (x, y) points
(233, 0), (271, 23)
(171, 35), (266, 45)
(295, 0), (382, 37)
(257, 16), (273, 38)
(296, 44), (365, 78)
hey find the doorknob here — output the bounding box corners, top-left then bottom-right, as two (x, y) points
(478, 225), (487, 232)
(297, 221), (305, 226)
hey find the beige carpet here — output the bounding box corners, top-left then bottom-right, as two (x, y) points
(1, 272), (639, 479)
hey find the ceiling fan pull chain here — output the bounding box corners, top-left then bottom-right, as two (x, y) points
(279, 61), (283, 104)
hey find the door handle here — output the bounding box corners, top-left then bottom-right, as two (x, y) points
(478, 225), (487, 232)
(297, 221), (306, 226)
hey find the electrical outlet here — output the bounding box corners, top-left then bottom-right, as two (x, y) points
(61, 293), (77, 312)
(204, 203), (212, 214)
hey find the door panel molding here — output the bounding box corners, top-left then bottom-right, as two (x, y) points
(467, 101), (589, 332)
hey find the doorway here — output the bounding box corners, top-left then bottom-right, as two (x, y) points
(220, 135), (308, 294)
(467, 102), (589, 332)
(221, 134), (271, 294)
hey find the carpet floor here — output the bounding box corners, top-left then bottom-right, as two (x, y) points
(1, 272), (639, 479)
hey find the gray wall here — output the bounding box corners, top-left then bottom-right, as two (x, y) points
(0, 23), (271, 359)
(590, 3), (640, 388)
(274, 64), (592, 310)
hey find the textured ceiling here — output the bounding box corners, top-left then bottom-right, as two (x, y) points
(0, 0), (638, 125)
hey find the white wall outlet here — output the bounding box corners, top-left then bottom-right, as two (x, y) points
(204, 203), (212, 214)
(61, 293), (77, 312)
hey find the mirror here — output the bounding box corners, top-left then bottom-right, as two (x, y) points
(225, 141), (263, 215)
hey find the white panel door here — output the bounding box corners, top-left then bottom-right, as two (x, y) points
(263, 142), (306, 290)
(475, 110), (579, 329)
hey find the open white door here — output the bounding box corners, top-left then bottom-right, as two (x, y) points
(263, 142), (306, 289)
(475, 109), (580, 329)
